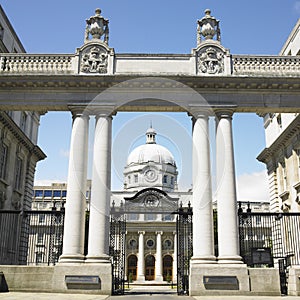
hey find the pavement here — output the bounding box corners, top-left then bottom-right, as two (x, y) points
(1, 293), (300, 300)
(1, 285), (300, 300)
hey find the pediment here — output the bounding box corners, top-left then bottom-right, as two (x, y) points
(124, 188), (179, 213)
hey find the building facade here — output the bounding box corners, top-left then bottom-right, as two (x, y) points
(0, 5), (45, 212)
(258, 19), (300, 213)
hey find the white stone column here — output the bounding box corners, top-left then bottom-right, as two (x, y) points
(191, 110), (216, 263)
(155, 231), (163, 281)
(137, 231), (145, 281)
(215, 110), (242, 263)
(86, 112), (112, 263)
(59, 110), (89, 263)
(172, 231), (177, 283)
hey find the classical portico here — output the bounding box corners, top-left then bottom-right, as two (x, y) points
(0, 7), (299, 296)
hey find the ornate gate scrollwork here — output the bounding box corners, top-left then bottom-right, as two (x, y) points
(176, 202), (193, 295)
(110, 204), (126, 295)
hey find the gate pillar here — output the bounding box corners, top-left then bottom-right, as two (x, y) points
(86, 111), (112, 263)
(215, 110), (242, 263)
(191, 110), (216, 263)
(59, 109), (89, 263)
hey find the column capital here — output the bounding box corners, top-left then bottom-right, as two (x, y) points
(188, 106), (213, 119)
(68, 105), (89, 118)
(87, 105), (116, 117)
(156, 231), (163, 235)
(138, 231), (145, 235)
(214, 108), (235, 119)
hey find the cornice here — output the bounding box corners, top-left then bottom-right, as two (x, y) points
(257, 115), (300, 163)
(0, 112), (46, 161)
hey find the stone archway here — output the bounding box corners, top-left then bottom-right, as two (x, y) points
(163, 255), (173, 282)
(127, 254), (137, 281)
(145, 254), (155, 281)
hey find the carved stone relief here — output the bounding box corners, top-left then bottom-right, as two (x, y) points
(197, 46), (224, 75)
(80, 45), (108, 74)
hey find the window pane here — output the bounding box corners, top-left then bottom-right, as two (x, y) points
(53, 190), (61, 197)
(34, 190), (43, 197)
(44, 190), (52, 197)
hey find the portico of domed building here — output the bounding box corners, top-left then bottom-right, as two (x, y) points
(111, 127), (191, 282)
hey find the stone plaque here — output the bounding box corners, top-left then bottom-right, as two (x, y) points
(251, 247), (273, 266)
(203, 276), (239, 290)
(65, 275), (101, 290)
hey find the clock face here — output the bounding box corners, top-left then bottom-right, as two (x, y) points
(145, 169), (157, 182)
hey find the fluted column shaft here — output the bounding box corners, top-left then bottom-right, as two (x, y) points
(155, 231), (163, 281)
(191, 111), (216, 263)
(137, 231), (145, 281)
(216, 110), (242, 263)
(86, 113), (112, 262)
(60, 111), (89, 263)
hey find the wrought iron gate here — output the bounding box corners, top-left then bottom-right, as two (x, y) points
(109, 207), (126, 295)
(238, 203), (300, 295)
(176, 202), (193, 295)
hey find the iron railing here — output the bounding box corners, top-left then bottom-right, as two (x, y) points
(0, 207), (65, 266)
(110, 207), (126, 295)
(176, 202), (193, 295)
(238, 203), (300, 267)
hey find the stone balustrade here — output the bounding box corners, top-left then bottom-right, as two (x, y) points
(0, 53), (300, 77)
(232, 55), (300, 76)
(0, 54), (75, 74)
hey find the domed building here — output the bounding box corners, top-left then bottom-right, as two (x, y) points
(124, 127), (178, 192)
(111, 127), (192, 283)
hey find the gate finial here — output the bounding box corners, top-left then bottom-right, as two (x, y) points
(197, 9), (221, 45)
(84, 8), (109, 44)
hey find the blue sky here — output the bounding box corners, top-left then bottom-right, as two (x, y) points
(1, 1), (300, 200)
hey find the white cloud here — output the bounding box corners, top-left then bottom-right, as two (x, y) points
(236, 170), (269, 202)
(59, 149), (70, 158)
(294, 1), (300, 14)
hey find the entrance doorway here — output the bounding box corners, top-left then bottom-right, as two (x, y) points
(163, 255), (173, 281)
(128, 255), (137, 281)
(145, 255), (155, 280)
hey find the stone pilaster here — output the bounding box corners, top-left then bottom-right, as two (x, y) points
(215, 110), (242, 264)
(59, 109), (89, 263)
(86, 112), (112, 263)
(155, 231), (163, 281)
(137, 231), (145, 281)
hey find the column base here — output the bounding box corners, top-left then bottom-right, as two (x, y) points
(136, 275), (145, 282)
(85, 254), (111, 264)
(155, 275), (164, 282)
(189, 263), (250, 296)
(191, 255), (217, 264)
(217, 255), (243, 264)
(58, 254), (85, 264)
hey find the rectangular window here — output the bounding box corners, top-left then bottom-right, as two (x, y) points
(14, 157), (23, 190)
(134, 174), (138, 183)
(44, 190), (52, 198)
(0, 143), (7, 179)
(62, 190), (67, 197)
(170, 177), (174, 185)
(38, 214), (45, 224)
(37, 233), (44, 244)
(0, 24), (3, 40)
(34, 190), (43, 197)
(53, 190), (61, 198)
(163, 175), (168, 184)
(20, 112), (27, 132)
